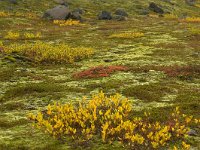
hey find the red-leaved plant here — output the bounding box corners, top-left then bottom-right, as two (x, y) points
(73, 65), (128, 79)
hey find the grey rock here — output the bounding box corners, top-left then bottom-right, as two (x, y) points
(98, 11), (112, 20)
(149, 2), (164, 14)
(70, 11), (82, 20)
(43, 5), (71, 20)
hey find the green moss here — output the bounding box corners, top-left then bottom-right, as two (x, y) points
(122, 83), (172, 101)
(0, 66), (15, 82)
(1, 82), (65, 101)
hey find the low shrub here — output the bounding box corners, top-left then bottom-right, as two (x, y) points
(73, 66), (128, 79)
(183, 17), (200, 23)
(53, 19), (81, 26)
(164, 14), (178, 20)
(0, 11), (10, 17)
(4, 31), (42, 40)
(2, 41), (94, 63)
(109, 32), (144, 39)
(4, 31), (20, 40)
(28, 92), (200, 149)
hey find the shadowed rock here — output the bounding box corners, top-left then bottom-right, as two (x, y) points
(149, 2), (164, 14)
(98, 11), (112, 20)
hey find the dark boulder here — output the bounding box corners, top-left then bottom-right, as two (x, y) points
(98, 11), (112, 20)
(70, 11), (82, 20)
(149, 2), (164, 14)
(43, 5), (71, 20)
(114, 8), (128, 17)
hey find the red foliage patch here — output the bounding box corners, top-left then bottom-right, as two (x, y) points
(159, 65), (200, 78)
(73, 65), (129, 79)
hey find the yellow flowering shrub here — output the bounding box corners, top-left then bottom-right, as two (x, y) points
(109, 32), (144, 39)
(53, 19), (81, 26)
(28, 92), (200, 149)
(189, 28), (200, 35)
(24, 32), (42, 39)
(0, 11), (10, 17)
(183, 17), (200, 23)
(164, 14), (178, 20)
(4, 31), (42, 40)
(3, 41), (94, 63)
(4, 31), (20, 40)
(14, 12), (39, 19)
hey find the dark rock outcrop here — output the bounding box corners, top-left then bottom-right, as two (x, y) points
(98, 11), (112, 20)
(149, 2), (164, 14)
(70, 11), (82, 20)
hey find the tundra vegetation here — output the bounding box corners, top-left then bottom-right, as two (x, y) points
(0, 0), (200, 150)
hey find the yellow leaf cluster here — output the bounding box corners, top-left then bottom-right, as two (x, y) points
(14, 12), (38, 19)
(164, 14), (178, 20)
(0, 11), (10, 17)
(3, 41), (94, 63)
(53, 19), (81, 26)
(183, 17), (200, 23)
(109, 32), (144, 39)
(24, 32), (42, 39)
(4, 31), (20, 40)
(28, 92), (200, 149)
(4, 31), (42, 40)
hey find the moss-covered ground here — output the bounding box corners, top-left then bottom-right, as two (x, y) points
(0, 0), (200, 149)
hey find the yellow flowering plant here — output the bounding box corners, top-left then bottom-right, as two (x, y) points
(109, 32), (144, 39)
(0, 11), (10, 17)
(183, 17), (200, 23)
(4, 31), (20, 40)
(4, 31), (42, 40)
(28, 92), (200, 149)
(3, 41), (94, 63)
(53, 19), (81, 26)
